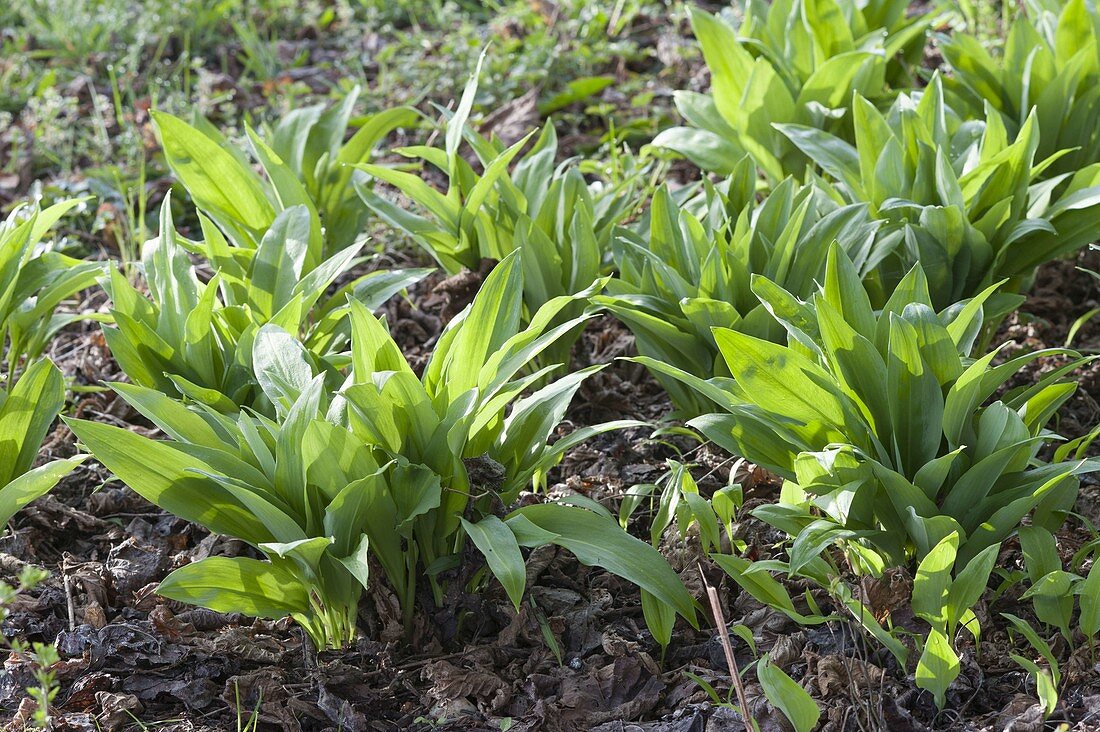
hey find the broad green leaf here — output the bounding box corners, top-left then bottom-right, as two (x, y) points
(507, 503), (697, 624)
(776, 124), (863, 196)
(248, 206), (312, 318)
(66, 418), (275, 543)
(885, 314), (944, 475)
(338, 533), (372, 591)
(462, 516), (526, 611)
(641, 590), (676, 648)
(157, 556), (309, 618)
(915, 627), (960, 709)
(109, 382), (225, 446)
(946, 543), (999, 633)
(0, 359), (65, 485)
(355, 163), (461, 228)
(152, 111), (274, 230)
(651, 127), (745, 175)
(912, 531), (958, 626)
(688, 7), (754, 134)
(714, 328), (849, 442)
(758, 653), (820, 732)
(0, 457), (86, 527)
(253, 325), (315, 412)
(1079, 559), (1100, 639)
(260, 536), (334, 575)
(711, 553), (826, 625)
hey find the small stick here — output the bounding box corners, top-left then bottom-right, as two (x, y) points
(62, 562), (76, 632)
(699, 565), (753, 732)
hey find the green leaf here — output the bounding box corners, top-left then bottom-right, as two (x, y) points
(946, 543), (998, 634)
(247, 206), (312, 318)
(885, 314), (944, 475)
(337, 533), (372, 591)
(776, 124), (863, 196)
(1078, 558), (1100, 639)
(651, 127), (745, 175)
(429, 250), (523, 399)
(253, 325), (315, 412)
(462, 516), (527, 611)
(1003, 613), (1060, 681)
(912, 532), (958, 627)
(710, 553), (826, 625)
(0, 457), (86, 527)
(641, 590), (676, 648)
(788, 519), (855, 577)
(109, 382), (225, 446)
(338, 107), (420, 167)
(757, 653), (820, 732)
(447, 49), (488, 168)
(1009, 653), (1059, 717)
(915, 627), (960, 709)
(714, 328), (849, 443)
(157, 556), (310, 619)
(66, 418), (276, 544)
(152, 111), (274, 230)
(800, 52), (877, 109)
(260, 536), (334, 575)
(539, 76), (615, 115)
(355, 163), (461, 229)
(688, 7), (754, 133)
(0, 359), (66, 485)
(507, 503), (697, 625)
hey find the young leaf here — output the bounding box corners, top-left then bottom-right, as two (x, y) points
(152, 111), (274, 231)
(915, 627), (960, 709)
(757, 653), (820, 732)
(462, 516), (527, 611)
(157, 556), (310, 619)
(507, 503), (697, 625)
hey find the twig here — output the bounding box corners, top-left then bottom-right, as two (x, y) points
(698, 565), (753, 732)
(62, 562), (75, 632)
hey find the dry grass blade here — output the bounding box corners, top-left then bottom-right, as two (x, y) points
(700, 565), (753, 732)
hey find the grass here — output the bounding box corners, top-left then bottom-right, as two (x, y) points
(0, 0), (684, 266)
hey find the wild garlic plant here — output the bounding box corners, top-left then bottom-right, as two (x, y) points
(0, 200), (103, 385)
(597, 157), (887, 416)
(153, 86), (417, 259)
(0, 200), (93, 532)
(940, 0), (1100, 179)
(73, 252), (696, 649)
(645, 245), (1099, 707)
(652, 0), (933, 181)
(0, 359), (86, 531)
(777, 75), (1100, 314)
(357, 61), (644, 370)
(102, 200), (429, 414)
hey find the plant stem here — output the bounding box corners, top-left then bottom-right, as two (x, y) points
(700, 568), (754, 732)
